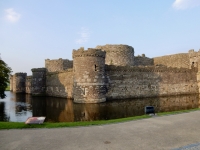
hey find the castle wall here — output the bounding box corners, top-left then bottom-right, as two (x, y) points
(134, 55), (154, 66)
(46, 69), (73, 98)
(105, 66), (198, 100)
(31, 68), (46, 96)
(96, 44), (134, 66)
(13, 73), (27, 93)
(153, 53), (190, 68)
(45, 58), (73, 72)
(25, 76), (32, 94)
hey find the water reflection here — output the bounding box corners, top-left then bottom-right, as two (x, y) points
(0, 91), (199, 122)
(0, 102), (10, 121)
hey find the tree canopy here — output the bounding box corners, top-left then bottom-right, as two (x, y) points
(0, 59), (12, 99)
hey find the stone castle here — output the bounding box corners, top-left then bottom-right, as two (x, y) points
(10, 44), (200, 103)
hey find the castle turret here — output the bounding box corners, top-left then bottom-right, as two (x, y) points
(73, 47), (106, 103)
(96, 44), (134, 66)
(31, 68), (46, 96)
(13, 73), (27, 93)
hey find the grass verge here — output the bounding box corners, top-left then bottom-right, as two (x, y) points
(0, 115), (150, 130)
(0, 108), (199, 130)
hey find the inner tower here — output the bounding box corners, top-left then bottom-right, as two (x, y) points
(96, 44), (134, 66)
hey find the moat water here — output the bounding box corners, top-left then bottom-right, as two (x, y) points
(0, 91), (199, 122)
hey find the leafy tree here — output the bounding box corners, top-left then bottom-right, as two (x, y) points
(0, 59), (12, 99)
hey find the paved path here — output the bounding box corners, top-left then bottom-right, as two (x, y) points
(1, 111), (200, 150)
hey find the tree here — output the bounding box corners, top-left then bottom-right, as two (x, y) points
(0, 59), (12, 99)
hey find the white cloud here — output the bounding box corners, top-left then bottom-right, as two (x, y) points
(75, 27), (90, 44)
(172, 0), (200, 10)
(5, 8), (21, 23)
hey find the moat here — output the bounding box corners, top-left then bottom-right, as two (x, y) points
(0, 91), (199, 122)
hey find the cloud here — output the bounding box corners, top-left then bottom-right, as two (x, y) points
(75, 27), (90, 44)
(172, 0), (200, 10)
(5, 8), (21, 23)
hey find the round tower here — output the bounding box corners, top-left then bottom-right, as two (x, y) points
(13, 73), (27, 93)
(96, 44), (134, 66)
(31, 68), (46, 96)
(73, 47), (106, 103)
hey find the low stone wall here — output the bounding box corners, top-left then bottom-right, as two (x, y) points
(46, 69), (73, 98)
(105, 66), (198, 100)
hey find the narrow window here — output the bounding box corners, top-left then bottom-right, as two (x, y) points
(95, 64), (98, 71)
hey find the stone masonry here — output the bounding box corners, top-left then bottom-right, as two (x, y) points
(10, 44), (200, 103)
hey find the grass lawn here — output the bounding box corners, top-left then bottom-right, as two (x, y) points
(0, 108), (199, 130)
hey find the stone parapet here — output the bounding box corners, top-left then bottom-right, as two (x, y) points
(72, 47), (106, 58)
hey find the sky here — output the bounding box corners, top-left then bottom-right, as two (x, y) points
(0, 0), (200, 75)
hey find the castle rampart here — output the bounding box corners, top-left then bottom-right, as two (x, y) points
(73, 48), (107, 103)
(96, 44), (134, 66)
(105, 66), (198, 99)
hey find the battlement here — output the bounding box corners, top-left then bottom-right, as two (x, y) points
(31, 68), (46, 72)
(45, 58), (71, 62)
(14, 72), (27, 76)
(188, 49), (200, 58)
(72, 47), (106, 58)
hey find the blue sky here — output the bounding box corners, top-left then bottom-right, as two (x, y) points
(0, 0), (200, 75)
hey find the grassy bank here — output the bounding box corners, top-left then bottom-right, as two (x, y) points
(5, 86), (10, 91)
(0, 108), (199, 130)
